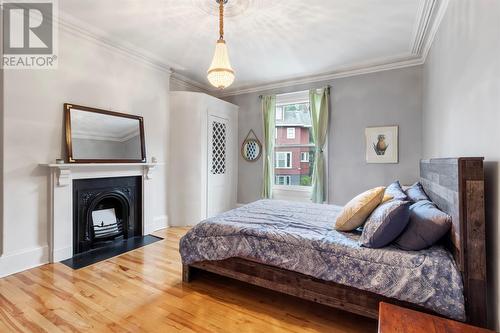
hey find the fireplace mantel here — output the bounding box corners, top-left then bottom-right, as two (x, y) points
(40, 163), (159, 186)
(41, 162), (164, 262)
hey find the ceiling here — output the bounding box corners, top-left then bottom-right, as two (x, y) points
(60, 0), (445, 95)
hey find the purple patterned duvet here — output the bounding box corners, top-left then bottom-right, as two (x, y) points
(179, 199), (465, 320)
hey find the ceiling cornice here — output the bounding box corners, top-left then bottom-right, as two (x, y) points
(57, 0), (449, 95)
(212, 0), (450, 98)
(411, 0), (437, 55)
(181, 0), (450, 98)
(418, 0), (449, 59)
(170, 72), (210, 94)
(216, 56), (425, 98)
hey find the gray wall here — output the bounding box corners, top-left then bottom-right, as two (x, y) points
(225, 66), (423, 205)
(422, 0), (500, 329)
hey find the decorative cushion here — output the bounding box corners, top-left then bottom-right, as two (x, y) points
(405, 182), (430, 202)
(334, 187), (386, 231)
(385, 181), (408, 201)
(360, 200), (411, 248)
(382, 194), (393, 204)
(394, 200), (452, 250)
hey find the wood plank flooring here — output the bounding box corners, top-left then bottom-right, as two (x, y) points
(0, 227), (377, 332)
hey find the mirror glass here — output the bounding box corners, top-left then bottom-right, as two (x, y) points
(241, 139), (262, 162)
(67, 105), (145, 162)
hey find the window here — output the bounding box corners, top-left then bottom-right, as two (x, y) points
(275, 152), (292, 168)
(275, 176), (291, 185)
(276, 106), (284, 120)
(274, 94), (314, 189)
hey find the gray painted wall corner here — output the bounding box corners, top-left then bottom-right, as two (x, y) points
(421, 0), (500, 329)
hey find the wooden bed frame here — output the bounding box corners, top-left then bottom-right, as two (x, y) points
(182, 158), (488, 328)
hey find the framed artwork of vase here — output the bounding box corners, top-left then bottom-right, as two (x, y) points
(365, 126), (398, 164)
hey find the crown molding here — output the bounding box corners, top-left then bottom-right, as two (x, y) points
(419, 0), (449, 59)
(57, 10), (174, 74)
(170, 72), (211, 93)
(171, 0), (449, 98)
(55, 1), (448, 96)
(411, 0), (436, 55)
(215, 56), (424, 98)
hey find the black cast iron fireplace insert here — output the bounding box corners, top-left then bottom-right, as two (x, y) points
(73, 176), (142, 255)
(61, 176), (162, 269)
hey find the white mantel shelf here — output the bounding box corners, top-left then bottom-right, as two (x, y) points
(40, 162), (160, 186)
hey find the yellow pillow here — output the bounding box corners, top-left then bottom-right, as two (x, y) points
(334, 187), (386, 231)
(382, 194), (393, 203)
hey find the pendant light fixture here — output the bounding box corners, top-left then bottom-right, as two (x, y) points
(207, 0), (235, 89)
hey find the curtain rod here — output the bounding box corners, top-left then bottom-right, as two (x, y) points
(258, 86), (330, 99)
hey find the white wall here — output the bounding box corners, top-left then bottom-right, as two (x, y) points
(225, 66), (423, 205)
(422, 0), (500, 329)
(0, 27), (170, 277)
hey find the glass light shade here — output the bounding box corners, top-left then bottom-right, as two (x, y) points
(207, 40), (235, 89)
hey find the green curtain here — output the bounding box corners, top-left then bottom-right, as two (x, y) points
(309, 88), (330, 203)
(261, 95), (276, 199)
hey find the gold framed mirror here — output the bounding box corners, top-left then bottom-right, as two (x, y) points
(65, 103), (146, 163)
(241, 130), (262, 162)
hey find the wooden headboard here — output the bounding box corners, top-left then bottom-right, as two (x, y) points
(420, 158), (487, 327)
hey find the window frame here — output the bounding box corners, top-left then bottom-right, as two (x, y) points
(272, 90), (329, 203)
(275, 151), (292, 169)
(276, 106), (284, 120)
(286, 127), (296, 139)
(300, 151), (310, 162)
(275, 175), (291, 185)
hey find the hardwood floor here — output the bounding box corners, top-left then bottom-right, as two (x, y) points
(0, 227), (377, 333)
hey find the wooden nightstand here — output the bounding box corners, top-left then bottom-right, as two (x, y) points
(378, 302), (494, 333)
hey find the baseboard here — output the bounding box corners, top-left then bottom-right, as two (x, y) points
(236, 203), (246, 208)
(0, 216), (169, 279)
(0, 245), (49, 278)
(52, 246), (72, 263)
(147, 215), (168, 234)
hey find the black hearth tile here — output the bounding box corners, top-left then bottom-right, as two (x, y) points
(61, 235), (163, 270)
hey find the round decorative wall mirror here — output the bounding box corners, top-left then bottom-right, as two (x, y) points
(241, 130), (262, 162)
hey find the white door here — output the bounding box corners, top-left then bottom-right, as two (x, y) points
(207, 115), (231, 218)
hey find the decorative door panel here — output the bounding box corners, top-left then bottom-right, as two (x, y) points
(211, 120), (227, 175)
(207, 115), (231, 218)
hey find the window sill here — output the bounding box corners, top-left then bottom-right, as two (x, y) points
(272, 186), (312, 202)
(273, 185), (312, 192)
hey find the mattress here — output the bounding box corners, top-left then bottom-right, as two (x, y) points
(179, 199), (465, 320)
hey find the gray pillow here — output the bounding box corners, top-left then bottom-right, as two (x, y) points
(394, 200), (452, 251)
(385, 181), (408, 201)
(360, 200), (411, 248)
(405, 182), (430, 202)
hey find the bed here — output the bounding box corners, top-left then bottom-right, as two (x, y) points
(179, 158), (487, 327)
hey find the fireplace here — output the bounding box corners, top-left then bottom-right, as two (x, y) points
(73, 176), (142, 255)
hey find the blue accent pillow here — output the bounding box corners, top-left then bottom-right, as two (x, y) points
(405, 182), (430, 202)
(360, 200), (411, 248)
(394, 200), (452, 250)
(385, 181), (408, 201)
